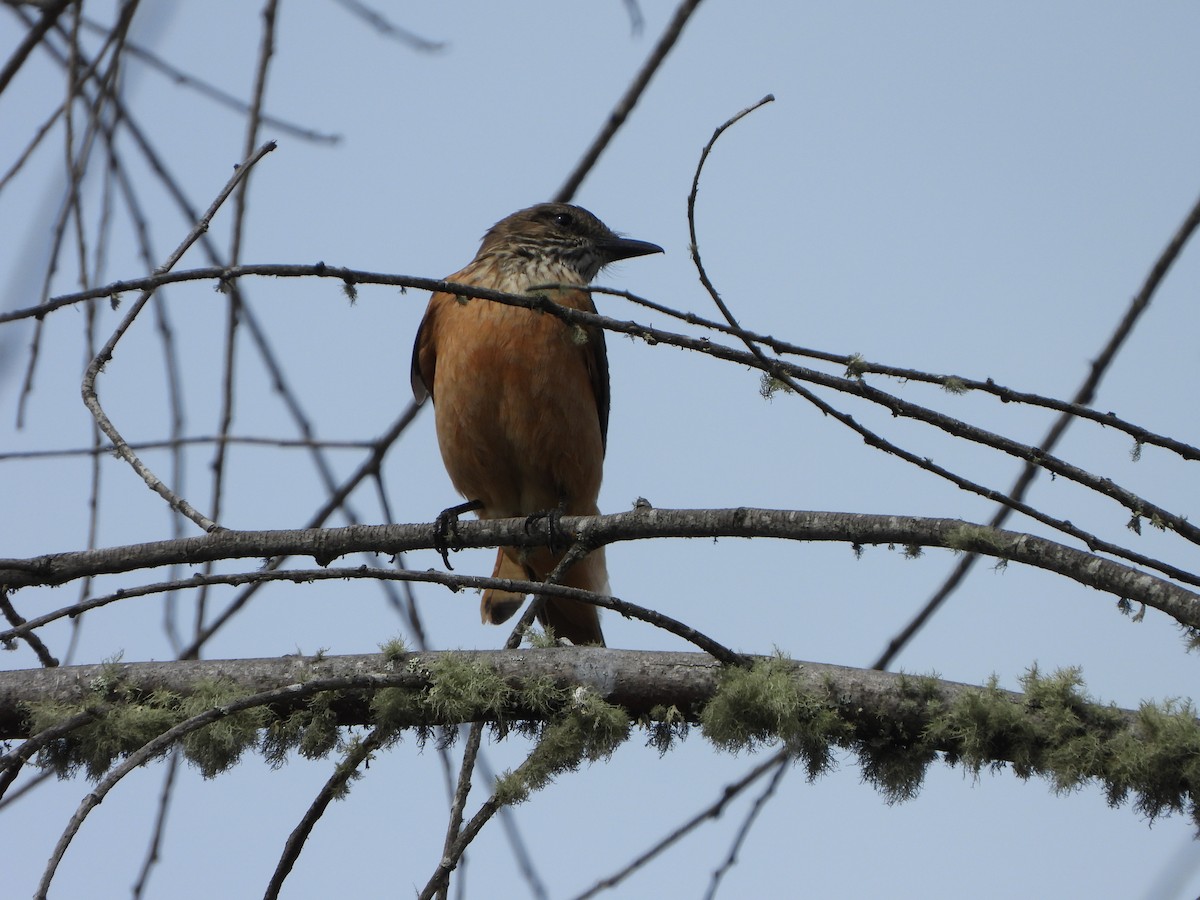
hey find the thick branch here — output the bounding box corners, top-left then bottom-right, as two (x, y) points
(0, 648), (1109, 740)
(6, 650), (1199, 850)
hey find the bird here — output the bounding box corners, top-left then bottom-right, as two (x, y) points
(411, 203), (663, 646)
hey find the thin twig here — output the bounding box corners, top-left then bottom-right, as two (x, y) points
(0, 94), (64, 192)
(76, 15), (341, 143)
(372, 473), (431, 650)
(108, 127), (196, 653)
(34, 674), (400, 899)
(130, 750), (180, 900)
(874, 184), (1200, 668)
(0, 768), (54, 811)
(503, 540), (595, 650)
(207, 0), (276, 608)
(0, 0), (73, 97)
(0, 589), (57, 666)
(418, 720), (584, 900)
(263, 726), (390, 900)
(330, 0), (446, 51)
(13, 1), (134, 427)
(176, 402), (421, 659)
(0, 435), (375, 462)
(1, 708), (106, 801)
(703, 755), (789, 900)
(605, 285), (1200, 463)
(473, 751), (549, 900)
(78, 140), (278, 533)
(554, 0), (705, 202)
(432, 724), (485, 900)
(196, 0), (280, 642)
(0, 563), (739, 666)
(573, 750), (788, 899)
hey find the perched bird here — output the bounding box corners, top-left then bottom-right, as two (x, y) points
(411, 203), (662, 645)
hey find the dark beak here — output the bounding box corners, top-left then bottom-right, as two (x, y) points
(599, 235), (665, 262)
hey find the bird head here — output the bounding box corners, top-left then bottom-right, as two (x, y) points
(478, 203), (663, 282)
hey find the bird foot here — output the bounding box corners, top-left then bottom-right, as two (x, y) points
(434, 499), (483, 570)
(524, 504), (565, 552)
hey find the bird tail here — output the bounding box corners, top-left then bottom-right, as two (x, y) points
(541, 545), (607, 647)
(480, 550), (528, 626)
(480, 544), (607, 647)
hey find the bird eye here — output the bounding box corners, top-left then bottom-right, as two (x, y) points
(552, 212), (573, 228)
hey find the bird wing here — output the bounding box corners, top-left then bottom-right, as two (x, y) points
(568, 289), (610, 455)
(584, 312), (610, 454)
(410, 297), (439, 404)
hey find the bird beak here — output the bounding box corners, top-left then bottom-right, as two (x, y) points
(599, 236), (665, 262)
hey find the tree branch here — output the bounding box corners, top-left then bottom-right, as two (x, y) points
(4, 650), (1196, 832)
(2, 509), (1197, 631)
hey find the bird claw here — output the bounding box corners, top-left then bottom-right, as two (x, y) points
(434, 499), (483, 570)
(524, 504), (565, 553)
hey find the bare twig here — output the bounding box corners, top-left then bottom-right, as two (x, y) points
(13, 1), (136, 427)
(0, 707), (106, 800)
(703, 755), (789, 899)
(263, 726), (390, 900)
(176, 402), (421, 659)
(130, 750), (180, 900)
(574, 751), (787, 899)
(418, 723), (572, 900)
(0, 435), (375, 462)
(330, 0), (446, 51)
(473, 751), (549, 900)
(0, 0), (74, 97)
(196, 0), (280, 640)
(620, 0), (645, 36)
(76, 15), (341, 143)
(607, 285), (1200, 464)
(875, 185), (1200, 668)
(0, 95), (64, 192)
(0, 769), (54, 811)
(34, 674), (398, 899)
(0, 589), (57, 667)
(554, 0), (705, 202)
(432, 724), (485, 900)
(678, 102), (1200, 573)
(0, 562), (739, 666)
(78, 140), (278, 533)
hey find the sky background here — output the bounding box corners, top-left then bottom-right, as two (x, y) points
(3, 2), (1200, 897)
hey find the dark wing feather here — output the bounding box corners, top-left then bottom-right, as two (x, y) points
(411, 300), (438, 404)
(582, 314), (610, 454)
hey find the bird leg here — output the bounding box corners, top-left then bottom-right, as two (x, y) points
(433, 499), (483, 569)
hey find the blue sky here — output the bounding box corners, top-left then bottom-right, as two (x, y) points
(3, 3), (1200, 897)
